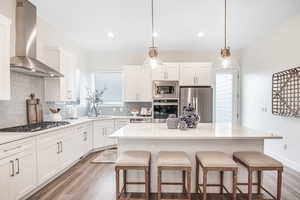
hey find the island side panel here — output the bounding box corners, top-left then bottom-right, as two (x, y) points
(117, 138), (264, 193)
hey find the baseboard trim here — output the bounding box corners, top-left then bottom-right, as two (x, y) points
(266, 151), (300, 173)
(264, 165), (300, 200)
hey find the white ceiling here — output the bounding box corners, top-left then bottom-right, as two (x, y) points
(30, 0), (300, 52)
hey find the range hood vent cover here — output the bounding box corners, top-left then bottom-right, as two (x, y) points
(10, 0), (63, 78)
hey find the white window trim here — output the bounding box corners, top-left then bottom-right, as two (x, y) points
(92, 70), (124, 106)
(213, 69), (240, 125)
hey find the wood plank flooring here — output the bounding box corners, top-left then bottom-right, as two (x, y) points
(28, 151), (294, 200)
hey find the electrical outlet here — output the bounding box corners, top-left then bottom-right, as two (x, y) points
(119, 107), (123, 112)
(283, 144), (288, 150)
(113, 108), (116, 112)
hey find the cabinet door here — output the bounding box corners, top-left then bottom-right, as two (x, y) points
(164, 63), (179, 80)
(37, 137), (60, 184)
(105, 126), (117, 146)
(61, 129), (79, 169)
(0, 15), (11, 100)
(44, 48), (76, 102)
(0, 157), (14, 200)
(123, 66), (140, 101)
(179, 64), (197, 86)
(195, 63), (213, 86)
(14, 148), (37, 200)
(152, 67), (164, 80)
(139, 67), (152, 101)
(93, 121), (107, 149)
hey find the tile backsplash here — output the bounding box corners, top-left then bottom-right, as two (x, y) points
(0, 72), (45, 128)
(0, 72), (151, 129)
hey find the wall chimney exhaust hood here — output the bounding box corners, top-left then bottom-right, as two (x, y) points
(10, 0), (63, 78)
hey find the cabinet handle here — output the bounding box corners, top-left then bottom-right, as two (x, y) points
(60, 141), (63, 153)
(16, 159), (20, 174)
(83, 132), (87, 141)
(10, 160), (14, 177)
(57, 142), (60, 154)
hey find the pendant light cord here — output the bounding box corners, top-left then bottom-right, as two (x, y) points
(224, 0), (227, 49)
(151, 0), (155, 47)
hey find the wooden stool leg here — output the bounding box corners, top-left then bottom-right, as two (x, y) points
(158, 167), (161, 200)
(123, 169), (127, 195)
(257, 171), (262, 194)
(277, 170), (283, 200)
(145, 167), (149, 200)
(182, 171), (186, 193)
(220, 171), (224, 194)
(248, 169), (253, 200)
(233, 170), (237, 200)
(116, 168), (120, 200)
(195, 158), (199, 193)
(187, 170), (192, 200)
(203, 169), (208, 200)
(149, 161), (151, 199)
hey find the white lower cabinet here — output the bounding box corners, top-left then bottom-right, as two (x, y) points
(0, 157), (14, 200)
(93, 120), (115, 149)
(36, 133), (62, 184)
(0, 120), (128, 199)
(93, 119), (130, 149)
(0, 140), (36, 200)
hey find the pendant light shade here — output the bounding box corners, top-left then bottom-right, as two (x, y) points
(144, 0), (163, 69)
(214, 0), (239, 71)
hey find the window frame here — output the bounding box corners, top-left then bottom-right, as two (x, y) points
(92, 70), (124, 107)
(214, 69), (240, 125)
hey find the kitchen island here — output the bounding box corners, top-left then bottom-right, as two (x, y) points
(111, 123), (282, 193)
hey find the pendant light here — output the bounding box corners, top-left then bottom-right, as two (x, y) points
(214, 0), (239, 70)
(144, 0), (163, 69)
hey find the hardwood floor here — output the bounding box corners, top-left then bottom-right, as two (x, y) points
(28, 151), (295, 200)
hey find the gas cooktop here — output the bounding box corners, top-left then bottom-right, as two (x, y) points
(0, 121), (71, 133)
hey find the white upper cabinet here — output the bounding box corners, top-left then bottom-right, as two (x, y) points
(0, 15), (11, 100)
(179, 63), (213, 86)
(122, 65), (152, 102)
(152, 63), (179, 81)
(44, 48), (77, 102)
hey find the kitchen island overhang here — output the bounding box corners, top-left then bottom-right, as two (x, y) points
(110, 123), (282, 193)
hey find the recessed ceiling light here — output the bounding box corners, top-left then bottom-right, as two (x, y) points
(152, 32), (158, 38)
(107, 32), (115, 39)
(197, 32), (205, 37)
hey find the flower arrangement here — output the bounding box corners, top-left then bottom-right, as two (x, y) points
(86, 87), (106, 117)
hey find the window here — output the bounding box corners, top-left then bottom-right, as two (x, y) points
(215, 71), (239, 124)
(93, 72), (123, 105)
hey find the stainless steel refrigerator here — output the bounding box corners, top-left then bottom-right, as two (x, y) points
(179, 86), (213, 123)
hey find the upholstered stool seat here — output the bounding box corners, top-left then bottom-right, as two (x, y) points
(115, 151), (151, 200)
(233, 152), (283, 168)
(196, 152), (238, 168)
(116, 151), (151, 167)
(233, 151), (283, 200)
(157, 151), (192, 167)
(195, 151), (238, 200)
(157, 151), (192, 200)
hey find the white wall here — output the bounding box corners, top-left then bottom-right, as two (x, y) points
(240, 14), (300, 172)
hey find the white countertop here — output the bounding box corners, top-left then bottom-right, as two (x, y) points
(0, 115), (152, 145)
(110, 123), (282, 140)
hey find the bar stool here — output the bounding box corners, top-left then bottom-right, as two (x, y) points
(233, 151), (283, 200)
(195, 151), (238, 200)
(115, 151), (151, 200)
(157, 151), (192, 200)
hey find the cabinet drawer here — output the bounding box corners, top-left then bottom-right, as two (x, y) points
(36, 130), (63, 149)
(0, 139), (35, 160)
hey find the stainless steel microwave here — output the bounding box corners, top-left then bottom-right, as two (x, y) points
(152, 81), (179, 99)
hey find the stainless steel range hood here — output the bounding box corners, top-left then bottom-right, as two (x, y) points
(10, 0), (63, 78)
